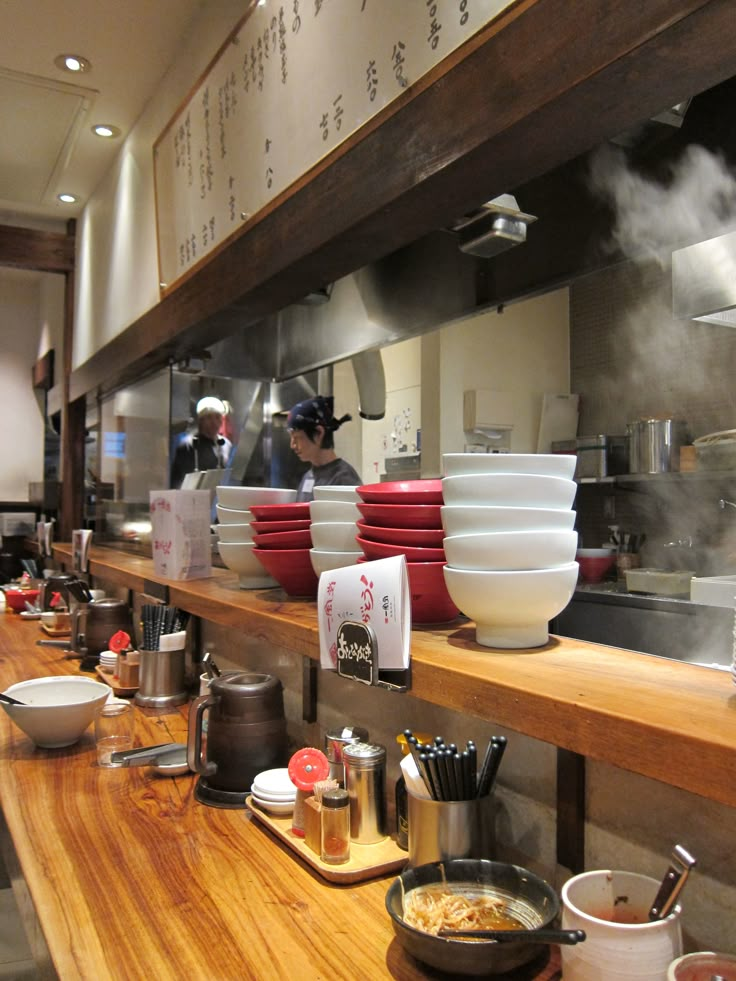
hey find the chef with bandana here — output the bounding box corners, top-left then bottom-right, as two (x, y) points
(287, 395), (362, 501)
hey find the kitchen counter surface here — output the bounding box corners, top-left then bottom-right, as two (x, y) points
(52, 545), (736, 812)
(0, 610), (562, 981)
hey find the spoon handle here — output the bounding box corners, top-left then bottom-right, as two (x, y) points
(649, 844), (697, 920)
(438, 927), (586, 945)
(0, 692), (25, 706)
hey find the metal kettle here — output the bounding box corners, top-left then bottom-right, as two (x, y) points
(188, 671), (287, 808)
(72, 597), (133, 670)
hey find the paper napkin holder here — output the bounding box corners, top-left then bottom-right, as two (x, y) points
(335, 620), (411, 693)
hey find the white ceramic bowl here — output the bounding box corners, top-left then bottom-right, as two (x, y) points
(216, 522), (254, 544)
(444, 529), (578, 571)
(250, 794), (295, 816)
(216, 504), (254, 525)
(443, 453), (577, 479)
(216, 486), (296, 509)
(0, 676), (111, 748)
(309, 521), (361, 552)
(309, 549), (362, 576)
(667, 951), (736, 980)
(443, 563), (579, 648)
(312, 486), (361, 502)
(252, 767), (297, 797)
(576, 547), (616, 557)
(309, 499), (361, 523)
(442, 473), (577, 510)
(217, 541), (278, 589)
(442, 505), (577, 536)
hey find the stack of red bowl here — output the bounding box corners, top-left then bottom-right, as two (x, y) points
(355, 479), (459, 624)
(249, 502), (319, 597)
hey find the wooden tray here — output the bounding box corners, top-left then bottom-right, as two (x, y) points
(94, 665), (138, 698)
(40, 622), (71, 637)
(245, 795), (408, 884)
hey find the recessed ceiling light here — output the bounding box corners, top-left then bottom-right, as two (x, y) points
(54, 54), (91, 74)
(92, 124), (121, 139)
(58, 193), (77, 204)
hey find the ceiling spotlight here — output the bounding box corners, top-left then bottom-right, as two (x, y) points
(58, 193), (77, 204)
(92, 124), (121, 139)
(54, 54), (91, 73)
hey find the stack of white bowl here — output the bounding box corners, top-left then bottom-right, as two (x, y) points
(440, 454), (579, 649)
(215, 486), (296, 588)
(309, 486), (363, 576)
(250, 767), (297, 816)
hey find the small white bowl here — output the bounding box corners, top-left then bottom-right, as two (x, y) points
(217, 541), (278, 589)
(442, 505), (577, 536)
(309, 521), (361, 552)
(216, 522), (254, 544)
(443, 563), (579, 648)
(0, 676), (111, 748)
(216, 504), (254, 525)
(444, 529), (578, 571)
(442, 473), (577, 510)
(310, 549), (362, 576)
(443, 453), (577, 479)
(216, 486), (296, 509)
(309, 499), (361, 523)
(252, 767), (297, 797)
(312, 486), (361, 502)
(576, 547), (616, 557)
(250, 794), (295, 817)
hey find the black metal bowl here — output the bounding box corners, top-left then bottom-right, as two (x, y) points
(385, 858), (560, 976)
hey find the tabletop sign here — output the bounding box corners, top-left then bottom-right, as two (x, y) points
(153, 0), (517, 291)
(336, 620), (377, 686)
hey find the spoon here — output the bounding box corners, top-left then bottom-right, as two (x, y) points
(0, 692), (26, 706)
(649, 844), (697, 920)
(202, 651), (221, 679)
(438, 927), (586, 945)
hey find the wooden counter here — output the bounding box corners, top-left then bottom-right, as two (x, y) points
(0, 609), (561, 980)
(55, 545), (736, 811)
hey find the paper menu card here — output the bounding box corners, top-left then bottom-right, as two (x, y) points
(317, 555), (411, 672)
(149, 490), (212, 581)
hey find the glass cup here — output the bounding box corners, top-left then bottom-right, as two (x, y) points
(95, 700), (135, 767)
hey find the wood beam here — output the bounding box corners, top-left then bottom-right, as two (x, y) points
(0, 224), (74, 273)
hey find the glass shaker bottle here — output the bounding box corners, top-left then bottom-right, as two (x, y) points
(320, 788), (350, 864)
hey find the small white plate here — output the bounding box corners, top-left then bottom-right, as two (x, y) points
(252, 767), (296, 797)
(250, 794), (295, 817)
(250, 784), (296, 803)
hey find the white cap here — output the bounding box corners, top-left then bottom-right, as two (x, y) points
(196, 396), (225, 417)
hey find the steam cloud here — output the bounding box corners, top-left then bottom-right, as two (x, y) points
(588, 143), (736, 266)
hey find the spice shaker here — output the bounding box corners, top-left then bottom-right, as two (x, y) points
(324, 725), (369, 786)
(342, 741), (387, 843)
(320, 788), (350, 865)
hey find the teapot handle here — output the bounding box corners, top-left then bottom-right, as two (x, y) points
(187, 693), (217, 776)
(71, 605), (88, 655)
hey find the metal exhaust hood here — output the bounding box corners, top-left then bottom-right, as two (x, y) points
(672, 229), (736, 327)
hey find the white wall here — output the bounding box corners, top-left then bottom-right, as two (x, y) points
(74, 2), (247, 369)
(0, 271), (47, 499)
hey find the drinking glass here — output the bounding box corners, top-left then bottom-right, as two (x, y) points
(95, 700), (134, 767)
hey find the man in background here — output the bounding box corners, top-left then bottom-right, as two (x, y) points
(170, 396), (232, 488)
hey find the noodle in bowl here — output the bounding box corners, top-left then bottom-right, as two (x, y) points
(385, 858), (560, 976)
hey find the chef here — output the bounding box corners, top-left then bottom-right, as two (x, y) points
(287, 395), (361, 501)
(170, 396), (233, 488)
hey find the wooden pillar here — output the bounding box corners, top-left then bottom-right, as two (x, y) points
(59, 220), (85, 540)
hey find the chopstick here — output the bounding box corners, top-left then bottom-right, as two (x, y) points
(403, 730), (507, 801)
(141, 604), (189, 651)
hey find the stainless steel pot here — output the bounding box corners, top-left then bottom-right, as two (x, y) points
(627, 419), (688, 473)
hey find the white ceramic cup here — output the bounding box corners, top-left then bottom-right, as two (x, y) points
(561, 870), (683, 981)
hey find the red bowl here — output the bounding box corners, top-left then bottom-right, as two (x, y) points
(577, 555), (616, 583)
(249, 502), (311, 522)
(252, 528), (313, 550)
(4, 588), (40, 613)
(250, 518), (311, 534)
(252, 547), (319, 597)
(356, 520), (445, 548)
(406, 561), (459, 624)
(356, 502), (443, 529)
(357, 479), (444, 505)
(356, 536), (446, 563)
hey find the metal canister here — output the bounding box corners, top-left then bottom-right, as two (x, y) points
(324, 725), (369, 786)
(342, 741), (387, 843)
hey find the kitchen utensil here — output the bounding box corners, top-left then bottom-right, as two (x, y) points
(188, 671), (287, 808)
(385, 858), (560, 975)
(667, 951), (736, 981)
(324, 726), (369, 785)
(408, 791), (495, 867)
(95, 700), (134, 767)
(72, 597), (134, 670)
(443, 452), (577, 479)
(110, 742), (190, 775)
(0, 692), (26, 705)
(649, 845), (697, 920)
(356, 479), (444, 505)
(628, 418), (688, 474)
(0, 676), (110, 748)
(39, 573), (77, 611)
(440, 927), (586, 944)
(202, 651), (221, 679)
(4, 588), (40, 613)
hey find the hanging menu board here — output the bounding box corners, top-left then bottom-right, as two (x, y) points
(154, 0), (515, 292)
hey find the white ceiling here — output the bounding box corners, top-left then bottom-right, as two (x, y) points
(0, 0), (206, 226)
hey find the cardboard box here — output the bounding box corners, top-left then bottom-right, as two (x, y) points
(149, 490), (212, 580)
